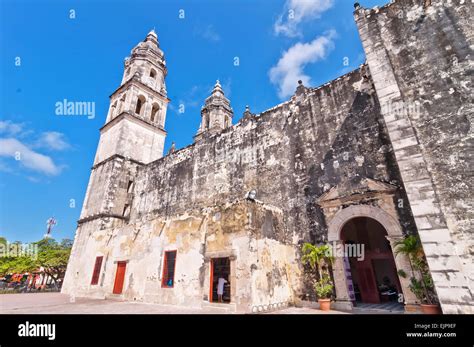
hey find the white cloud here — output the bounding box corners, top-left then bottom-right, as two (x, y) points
(0, 120), (69, 177)
(36, 131), (71, 151)
(274, 0), (334, 37)
(269, 31), (336, 99)
(0, 120), (24, 136)
(0, 138), (62, 175)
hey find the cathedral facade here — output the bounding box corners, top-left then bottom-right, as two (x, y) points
(62, 0), (473, 314)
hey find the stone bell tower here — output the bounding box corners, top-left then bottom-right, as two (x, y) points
(95, 30), (169, 165)
(62, 31), (171, 295)
(195, 80), (233, 141)
(78, 30), (170, 221)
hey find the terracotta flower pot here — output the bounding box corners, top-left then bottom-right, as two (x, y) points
(318, 298), (331, 311)
(421, 304), (442, 314)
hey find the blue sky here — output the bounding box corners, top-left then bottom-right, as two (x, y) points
(0, 0), (386, 243)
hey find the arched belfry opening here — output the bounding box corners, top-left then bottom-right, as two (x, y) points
(135, 95), (145, 116)
(151, 103), (160, 123)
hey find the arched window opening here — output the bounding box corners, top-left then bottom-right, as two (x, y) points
(135, 95), (145, 115)
(151, 103), (160, 123)
(150, 69), (157, 79)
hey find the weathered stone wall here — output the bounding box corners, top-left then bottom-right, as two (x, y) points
(355, 0), (473, 313)
(95, 115), (166, 165)
(67, 66), (415, 308)
(63, 201), (300, 313)
(131, 68), (414, 245)
(122, 67), (419, 302)
(79, 156), (141, 220)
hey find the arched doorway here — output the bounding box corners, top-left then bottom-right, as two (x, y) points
(341, 217), (401, 304)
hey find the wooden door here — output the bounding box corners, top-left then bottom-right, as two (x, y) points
(209, 259), (214, 302)
(356, 259), (380, 303)
(113, 261), (126, 294)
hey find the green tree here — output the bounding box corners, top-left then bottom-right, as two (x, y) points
(0, 255), (36, 276)
(394, 235), (437, 305)
(301, 243), (335, 300)
(0, 238), (35, 276)
(35, 238), (58, 251)
(0, 237), (7, 258)
(0, 237), (72, 286)
(33, 238), (72, 286)
(60, 238), (74, 249)
(301, 243), (333, 279)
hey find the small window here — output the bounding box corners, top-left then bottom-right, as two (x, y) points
(135, 95), (145, 115)
(151, 103), (160, 123)
(127, 180), (134, 193)
(90, 256), (103, 285)
(150, 69), (156, 79)
(161, 250), (177, 288)
(122, 204), (130, 216)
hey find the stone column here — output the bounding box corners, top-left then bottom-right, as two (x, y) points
(203, 257), (211, 302)
(229, 255), (237, 304)
(386, 236), (419, 308)
(332, 241), (353, 311)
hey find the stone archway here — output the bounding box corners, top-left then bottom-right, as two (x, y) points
(327, 205), (418, 310)
(328, 205), (403, 241)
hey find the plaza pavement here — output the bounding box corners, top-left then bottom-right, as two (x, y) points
(0, 293), (347, 314)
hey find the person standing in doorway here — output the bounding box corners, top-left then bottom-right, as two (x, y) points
(217, 276), (228, 303)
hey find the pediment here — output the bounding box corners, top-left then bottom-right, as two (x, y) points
(317, 178), (397, 205)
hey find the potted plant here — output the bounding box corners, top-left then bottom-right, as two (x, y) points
(314, 275), (333, 311)
(394, 235), (441, 314)
(301, 243), (334, 311)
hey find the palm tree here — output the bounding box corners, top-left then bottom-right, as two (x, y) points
(302, 243), (335, 302)
(301, 243), (333, 279)
(394, 235), (436, 304)
(394, 235), (420, 275)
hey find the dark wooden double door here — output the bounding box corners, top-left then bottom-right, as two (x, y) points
(353, 252), (401, 304)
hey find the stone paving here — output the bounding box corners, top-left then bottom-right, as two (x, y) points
(0, 293), (347, 314)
